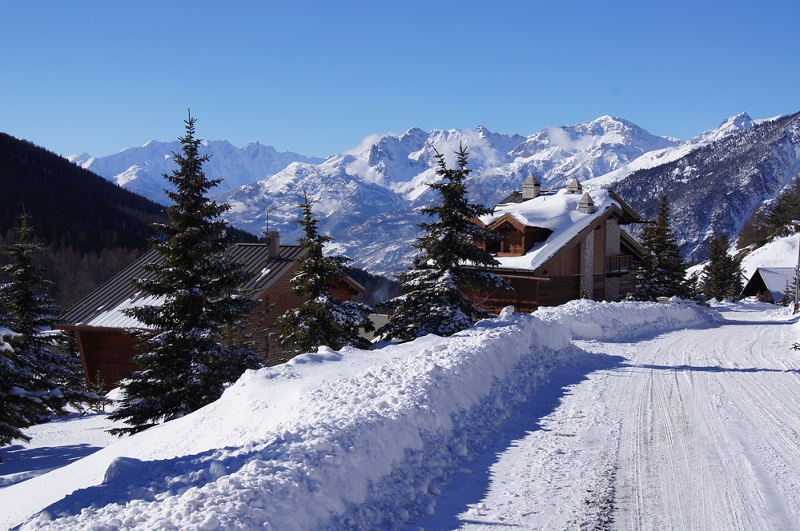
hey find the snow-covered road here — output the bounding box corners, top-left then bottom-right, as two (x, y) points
(421, 303), (800, 530)
(612, 305), (800, 530)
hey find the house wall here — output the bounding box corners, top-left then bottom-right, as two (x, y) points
(76, 329), (140, 392)
(604, 219), (621, 301)
(468, 276), (540, 314)
(498, 226), (525, 255)
(239, 267), (360, 366)
(249, 266), (308, 365)
(537, 276), (582, 307)
(544, 242), (581, 276)
(72, 260), (364, 389)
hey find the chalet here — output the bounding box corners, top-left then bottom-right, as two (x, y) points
(55, 232), (364, 390)
(468, 175), (648, 313)
(740, 267), (797, 303)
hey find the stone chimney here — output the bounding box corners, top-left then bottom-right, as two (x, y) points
(266, 230), (280, 261)
(521, 173), (541, 200)
(566, 178), (583, 194)
(577, 192), (596, 214)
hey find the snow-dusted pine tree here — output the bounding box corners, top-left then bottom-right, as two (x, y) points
(276, 194), (374, 355)
(629, 196), (693, 301)
(377, 144), (507, 341)
(108, 114), (262, 435)
(0, 213), (90, 446)
(700, 231), (743, 300)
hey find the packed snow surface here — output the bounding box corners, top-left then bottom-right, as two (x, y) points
(2, 300), (800, 529)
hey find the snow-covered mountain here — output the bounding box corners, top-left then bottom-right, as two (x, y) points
(218, 114), (787, 275)
(214, 116), (697, 274)
(612, 112), (800, 262)
(587, 112), (760, 189)
(77, 113), (800, 275)
(71, 140), (324, 202)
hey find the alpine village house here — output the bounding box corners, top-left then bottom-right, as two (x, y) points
(56, 232), (364, 390)
(467, 175), (647, 313)
(57, 177), (647, 391)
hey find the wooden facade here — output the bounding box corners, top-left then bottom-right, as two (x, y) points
(56, 241), (364, 390)
(467, 188), (647, 314)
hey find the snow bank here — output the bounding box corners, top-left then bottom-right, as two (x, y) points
(17, 309), (576, 530)
(536, 299), (724, 341)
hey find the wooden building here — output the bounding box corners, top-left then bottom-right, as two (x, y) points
(56, 233), (364, 390)
(468, 177), (648, 313)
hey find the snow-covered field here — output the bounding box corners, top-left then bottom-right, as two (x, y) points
(1, 299), (799, 530)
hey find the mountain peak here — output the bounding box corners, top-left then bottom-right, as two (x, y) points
(720, 112), (754, 130)
(694, 112), (756, 144)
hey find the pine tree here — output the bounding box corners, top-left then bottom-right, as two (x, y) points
(629, 196), (693, 301)
(276, 194), (374, 354)
(108, 114), (262, 435)
(779, 271), (798, 307)
(377, 144), (507, 340)
(0, 213), (90, 446)
(700, 231), (743, 301)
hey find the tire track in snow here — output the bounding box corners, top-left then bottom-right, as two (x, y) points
(605, 309), (800, 530)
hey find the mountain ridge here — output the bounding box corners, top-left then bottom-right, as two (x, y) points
(68, 112), (800, 276)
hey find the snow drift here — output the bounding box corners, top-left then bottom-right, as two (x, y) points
(5, 301), (724, 530)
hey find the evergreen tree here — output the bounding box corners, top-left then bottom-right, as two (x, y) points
(700, 231), (743, 301)
(377, 144), (507, 340)
(0, 213), (90, 446)
(276, 194), (374, 354)
(629, 196), (693, 301)
(108, 114), (261, 435)
(778, 271), (798, 307)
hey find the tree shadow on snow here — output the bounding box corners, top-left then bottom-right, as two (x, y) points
(0, 444), (102, 479)
(413, 347), (626, 530)
(635, 363), (800, 374)
(21, 442), (270, 523)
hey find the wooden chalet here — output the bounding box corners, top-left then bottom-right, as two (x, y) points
(468, 176), (648, 313)
(55, 232), (364, 390)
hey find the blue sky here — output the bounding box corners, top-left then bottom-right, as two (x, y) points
(2, 0), (797, 159)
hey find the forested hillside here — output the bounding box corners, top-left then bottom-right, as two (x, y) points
(612, 112), (800, 262)
(0, 133), (256, 308)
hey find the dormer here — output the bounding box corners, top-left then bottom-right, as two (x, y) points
(483, 214), (553, 256)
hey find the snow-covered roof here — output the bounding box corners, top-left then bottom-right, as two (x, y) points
(479, 188), (633, 272)
(743, 267), (797, 302)
(58, 243), (306, 330)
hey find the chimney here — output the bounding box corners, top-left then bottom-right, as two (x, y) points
(577, 192), (596, 214)
(266, 230), (280, 261)
(566, 178), (583, 194)
(522, 173), (541, 200)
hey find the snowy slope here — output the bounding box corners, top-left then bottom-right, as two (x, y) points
(215, 113), (786, 275)
(613, 112), (800, 263)
(740, 232), (800, 279)
(586, 112), (758, 188)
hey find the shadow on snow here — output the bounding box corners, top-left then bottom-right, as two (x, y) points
(411, 346), (626, 530)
